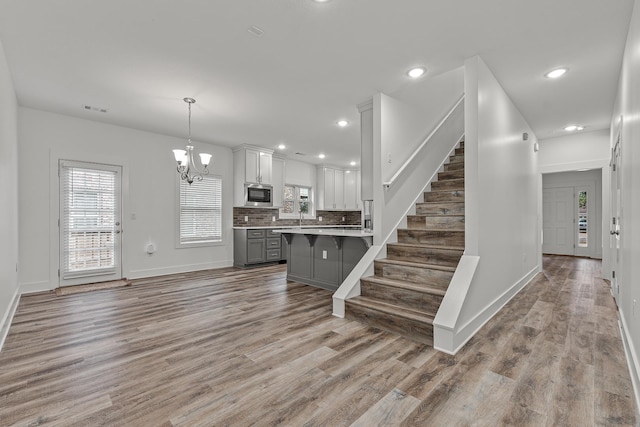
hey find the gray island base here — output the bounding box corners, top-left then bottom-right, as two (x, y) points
(273, 228), (373, 291)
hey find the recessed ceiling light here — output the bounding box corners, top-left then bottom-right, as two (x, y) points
(312, 0), (331, 2)
(564, 125), (577, 131)
(350, 161), (356, 166)
(407, 67), (426, 79)
(545, 68), (568, 79)
(319, 154), (326, 159)
(576, 126), (585, 131)
(337, 120), (348, 127)
(278, 144), (286, 150)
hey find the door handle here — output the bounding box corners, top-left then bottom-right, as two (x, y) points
(610, 230), (619, 235)
(115, 230), (121, 234)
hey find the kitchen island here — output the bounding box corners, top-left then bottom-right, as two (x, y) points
(273, 228), (373, 291)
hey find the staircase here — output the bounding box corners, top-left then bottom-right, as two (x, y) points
(345, 141), (465, 345)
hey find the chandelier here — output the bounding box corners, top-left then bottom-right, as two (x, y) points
(172, 97), (212, 184)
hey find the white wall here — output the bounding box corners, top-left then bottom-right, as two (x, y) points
(284, 158), (315, 188)
(381, 67), (464, 183)
(539, 129), (610, 169)
(18, 108), (234, 292)
(435, 56), (540, 352)
(610, 0), (640, 409)
(0, 39), (20, 348)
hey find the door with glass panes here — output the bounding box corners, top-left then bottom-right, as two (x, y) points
(59, 160), (123, 286)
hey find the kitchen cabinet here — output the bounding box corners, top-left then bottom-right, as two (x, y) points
(234, 228), (282, 267)
(317, 166), (360, 210)
(245, 149), (272, 184)
(233, 145), (274, 206)
(271, 156), (285, 208)
(344, 170), (360, 210)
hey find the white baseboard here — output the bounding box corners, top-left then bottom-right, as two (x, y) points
(434, 265), (541, 354)
(20, 280), (53, 294)
(0, 287), (21, 352)
(127, 259), (233, 279)
(618, 308), (640, 416)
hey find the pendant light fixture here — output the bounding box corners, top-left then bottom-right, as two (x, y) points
(172, 97), (212, 184)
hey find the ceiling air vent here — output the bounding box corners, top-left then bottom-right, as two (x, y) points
(295, 152), (306, 156)
(82, 104), (108, 113)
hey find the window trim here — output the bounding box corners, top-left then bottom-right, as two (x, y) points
(175, 174), (225, 249)
(280, 183), (315, 219)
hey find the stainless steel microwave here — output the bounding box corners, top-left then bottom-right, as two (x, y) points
(245, 183), (273, 207)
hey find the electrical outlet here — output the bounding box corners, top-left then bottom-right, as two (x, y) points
(272, 216), (276, 222)
(244, 216), (248, 222)
(322, 250), (327, 259)
(319, 216), (323, 222)
(342, 216), (345, 222)
(387, 153), (392, 163)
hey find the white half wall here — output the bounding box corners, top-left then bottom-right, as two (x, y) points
(18, 108), (234, 293)
(0, 39), (19, 350)
(610, 0), (640, 412)
(435, 56), (540, 353)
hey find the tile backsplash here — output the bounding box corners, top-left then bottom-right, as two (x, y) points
(233, 207), (361, 227)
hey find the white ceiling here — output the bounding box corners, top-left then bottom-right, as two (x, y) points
(0, 0), (634, 167)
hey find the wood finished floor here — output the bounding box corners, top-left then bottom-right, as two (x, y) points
(0, 255), (636, 426)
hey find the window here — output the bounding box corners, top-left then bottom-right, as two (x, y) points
(282, 184), (312, 217)
(178, 175), (223, 246)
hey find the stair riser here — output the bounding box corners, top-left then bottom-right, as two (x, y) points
(374, 261), (454, 289)
(455, 147), (465, 155)
(407, 215), (464, 230)
(360, 279), (444, 313)
(387, 245), (462, 267)
(424, 190), (465, 203)
(397, 229), (464, 247)
(345, 302), (433, 345)
(444, 162), (464, 171)
(449, 155), (464, 163)
(416, 202), (465, 216)
(437, 169), (464, 180)
(431, 180), (464, 192)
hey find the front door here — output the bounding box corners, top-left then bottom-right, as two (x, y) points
(59, 160), (123, 286)
(542, 187), (574, 255)
(610, 134), (622, 303)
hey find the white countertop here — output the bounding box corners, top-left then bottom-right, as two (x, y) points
(271, 228), (373, 238)
(233, 225), (362, 230)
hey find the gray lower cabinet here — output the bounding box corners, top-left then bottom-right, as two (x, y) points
(234, 229), (282, 267)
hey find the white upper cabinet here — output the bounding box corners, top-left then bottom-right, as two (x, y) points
(243, 148), (272, 184)
(344, 170), (360, 210)
(317, 166), (360, 210)
(271, 156), (285, 208)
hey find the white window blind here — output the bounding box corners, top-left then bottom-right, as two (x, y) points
(60, 162), (119, 279)
(179, 176), (222, 244)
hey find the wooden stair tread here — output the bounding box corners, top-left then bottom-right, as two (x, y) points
(417, 201), (465, 205)
(375, 258), (456, 272)
(409, 213), (465, 217)
(388, 242), (464, 251)
(435, 178), (464, 183)
(361, 276), (446, 296)
(347, 296), (435, 323)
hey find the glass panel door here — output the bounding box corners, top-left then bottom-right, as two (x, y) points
(59, 160), (122, 286)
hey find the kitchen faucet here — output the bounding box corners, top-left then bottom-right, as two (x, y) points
(299, 209), (304, 228)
